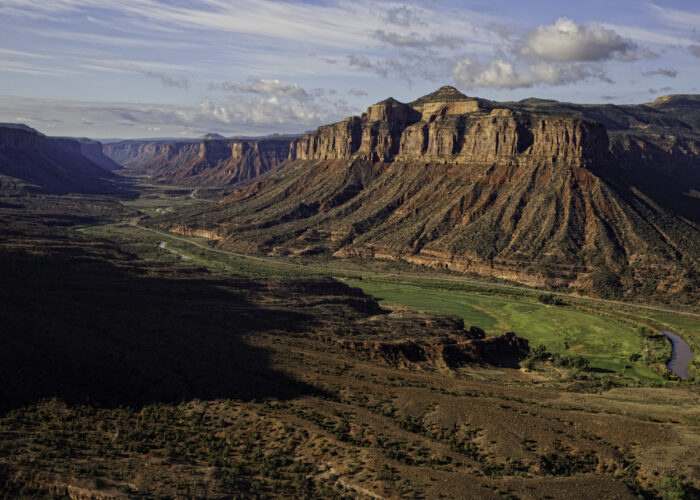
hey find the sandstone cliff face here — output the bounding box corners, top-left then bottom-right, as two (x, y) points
(104, 138), (294, 186)
(293, 88), (609, 166)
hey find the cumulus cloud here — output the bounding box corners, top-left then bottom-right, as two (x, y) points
(449, 18), (651, 91)
(642, 68), (677, 78)
(453, 57), (609, 90)
(520, 18), (641, 62)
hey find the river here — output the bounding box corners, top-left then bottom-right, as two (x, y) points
(158, 241), (192, 260)
(661, 331), (694, 379)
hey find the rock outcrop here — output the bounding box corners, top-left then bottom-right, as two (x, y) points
(331, 331), (529, 371)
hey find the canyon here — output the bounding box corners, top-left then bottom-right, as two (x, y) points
(103, 137), (295, 186)
(154, 87), (700, 302)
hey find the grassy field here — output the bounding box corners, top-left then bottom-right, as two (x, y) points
(343, 279), (665, 383)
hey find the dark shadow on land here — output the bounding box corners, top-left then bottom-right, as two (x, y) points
(0, 240), (325, 413)
(587, 367), (615, 374)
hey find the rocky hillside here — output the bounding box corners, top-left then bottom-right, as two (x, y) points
(155, 87), (700, 301)
(0, 125), (119, 194)
(104, 137), (295, 186)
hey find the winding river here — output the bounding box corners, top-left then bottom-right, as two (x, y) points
(158, 241), (192, 260)
(661, 331), (694, 379)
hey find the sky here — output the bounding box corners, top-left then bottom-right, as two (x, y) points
(0, 0), (699, 139)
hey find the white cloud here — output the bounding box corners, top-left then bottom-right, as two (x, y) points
(520, 18), (640, 62)
(449, 18), (656, 91)
(452, 58), (609, 90)
(0, 93), (357, 138)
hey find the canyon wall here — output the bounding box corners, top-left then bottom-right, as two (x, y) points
(294, 89), (610, 166)
(0, 126), (116, 193)
(104, 138), (295, 186)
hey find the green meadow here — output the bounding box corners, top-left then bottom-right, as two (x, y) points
(344, 279), (664, 383)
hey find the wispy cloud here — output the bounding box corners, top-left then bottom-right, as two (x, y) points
(348, 88), (368, 97)
(0, 48), (51, 59)
(25, 27), (200, 49)
(143, 71), (191, 89)
(372, 30), (464, 50)
(648, 1), (700, 30)
(600, 23), (696, 46)
(211, 78), (312, 100)
(642, 68), (677, 78)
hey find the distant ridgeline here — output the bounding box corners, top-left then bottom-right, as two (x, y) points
(103, 137), (295, 187)
(0, 123), (121, 194)
(153, 87), (700, 302)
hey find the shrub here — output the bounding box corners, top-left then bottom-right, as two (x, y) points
(637, 326), (656, 338)
(466, 326), (485, 339)
(538, 294), (563, 305)
(529, 344), (549, 361)
(660, 476), (686, 500)
(552, 353), (589, 370)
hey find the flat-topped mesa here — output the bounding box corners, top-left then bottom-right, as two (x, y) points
(294, 86), (610, 165)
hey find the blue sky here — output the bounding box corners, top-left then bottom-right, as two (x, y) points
(0, 0), (699, 139)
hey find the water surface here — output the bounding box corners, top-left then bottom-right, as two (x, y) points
(661, 331), (694, 379)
